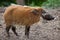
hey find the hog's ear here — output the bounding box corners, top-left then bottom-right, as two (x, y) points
(31, 9), (38, 15)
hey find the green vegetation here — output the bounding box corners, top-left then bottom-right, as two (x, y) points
(25, 0), (47, 6)
(25, 0), (60, 8)
(42, 0), (60, 8)
(0, 0), (16, 6)
(0, 0), (60, 8)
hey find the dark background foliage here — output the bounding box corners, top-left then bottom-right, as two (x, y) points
(0, 0), (16, 6)
(0, 0), (60, 8)
(25, 0), (47, 6)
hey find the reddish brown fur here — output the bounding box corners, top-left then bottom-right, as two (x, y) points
(4, 5), (43, 26)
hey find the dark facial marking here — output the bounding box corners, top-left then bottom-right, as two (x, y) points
(42, 9), (46, 13)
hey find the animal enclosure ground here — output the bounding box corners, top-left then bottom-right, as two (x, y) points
(0, 8), (60, 40)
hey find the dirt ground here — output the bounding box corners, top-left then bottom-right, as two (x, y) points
(0, 8), (60, 40)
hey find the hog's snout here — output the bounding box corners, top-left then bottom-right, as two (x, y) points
(42, 14), (55, 20)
